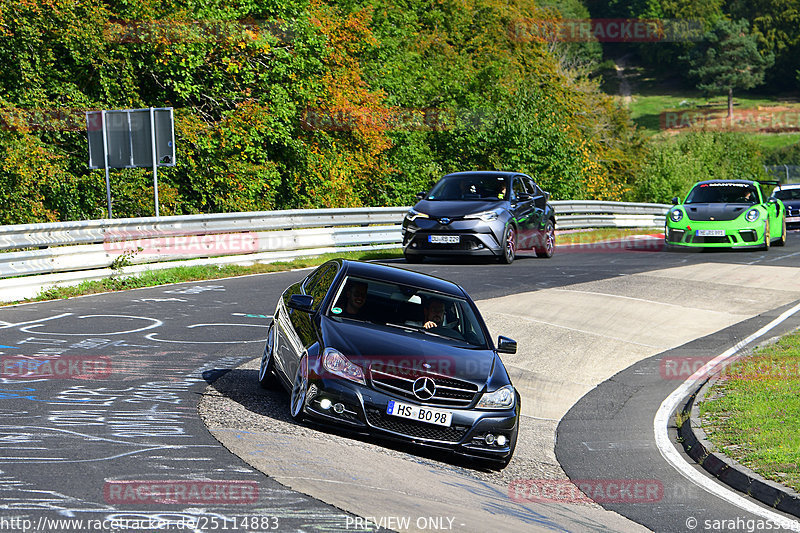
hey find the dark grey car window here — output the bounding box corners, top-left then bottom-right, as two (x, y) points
(303, 264), (338, 309)
(302, 265), (325, 294)
(512, 178), (529, 199)
(524, 177), (541, 196)
(308, 265), (337, 310)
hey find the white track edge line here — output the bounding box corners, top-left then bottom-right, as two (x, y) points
(654, 301), (800, 531)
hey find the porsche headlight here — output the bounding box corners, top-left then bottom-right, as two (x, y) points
(322, 348), (365, 385)
(669, 209), (683, 223)
(405, 209), (430, 222)
(745, 208), (760, 222)
(476, 385), (515, 409)
(464, 210), (501, 222)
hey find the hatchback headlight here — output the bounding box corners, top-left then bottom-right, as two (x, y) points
(405, 209), (430, 222)
(669, 209), (683, 223)
(745, 208), (760, 222)
(476, 385), (515, 409)
(464, 210), (500, 222)
(322, 348), (365, 385)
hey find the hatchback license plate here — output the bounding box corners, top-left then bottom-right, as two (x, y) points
(696, 229), (725, 237)
(387, 400), (452, 427)
(429, 235), (460, 244)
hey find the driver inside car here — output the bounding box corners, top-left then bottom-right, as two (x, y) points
(407, 297), (452, 330)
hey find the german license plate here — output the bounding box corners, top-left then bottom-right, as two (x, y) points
(387, 400), (452, 427)
(696, 229), (725, 237)
(429, 235), (460, 244)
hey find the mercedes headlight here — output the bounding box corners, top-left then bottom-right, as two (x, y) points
(464, 210), (501, 222)
(745, 208), (760, 222)
(476, 385), (515, 409)
(669, 209), (683, 223)
(405, 209), (430, 222)
(322, 348), (365, 385)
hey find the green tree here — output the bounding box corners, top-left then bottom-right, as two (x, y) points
(685, 18), (774, 120)
(726, 0), (800, 92)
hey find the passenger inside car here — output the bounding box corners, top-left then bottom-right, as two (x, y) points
(338, 280), (369, 318)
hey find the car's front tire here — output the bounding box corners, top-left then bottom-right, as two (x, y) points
(258, 322), (277, 389)
(499, 225), (516, 264)
(535, 219), (555, 258)
(289, 354), (308, 421)
(761, 221), (771, 251)
(774, 218), (786, 247)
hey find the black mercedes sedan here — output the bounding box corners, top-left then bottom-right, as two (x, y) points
(259, 259), (520, 468)
(402, 171), (556, 264)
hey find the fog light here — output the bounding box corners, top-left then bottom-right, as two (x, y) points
(484, 433), (496, 445)
(319, 398), (332, 410)
(496, 435), (508, 446)
(333, 403), (345, 414)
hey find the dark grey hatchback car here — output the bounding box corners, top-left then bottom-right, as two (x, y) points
(401, 171), (556, 263)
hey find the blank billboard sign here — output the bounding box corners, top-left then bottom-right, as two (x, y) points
(87, 108), (175, 169)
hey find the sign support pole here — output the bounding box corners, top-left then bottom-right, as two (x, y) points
(149, 107), (160, 217)
(100, 110), (113, 218)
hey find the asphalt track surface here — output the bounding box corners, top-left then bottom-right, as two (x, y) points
(0, 233), (798, 532)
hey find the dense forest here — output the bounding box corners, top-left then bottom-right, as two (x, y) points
(0, 0), (795, 223)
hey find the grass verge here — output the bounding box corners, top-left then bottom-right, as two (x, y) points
(699, 331), (800, 492)
(8, 228), (662, 306)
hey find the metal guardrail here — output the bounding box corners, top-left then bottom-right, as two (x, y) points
(0, 202), (669, 281)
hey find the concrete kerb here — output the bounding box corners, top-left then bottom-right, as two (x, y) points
(677, 368), (800, 517)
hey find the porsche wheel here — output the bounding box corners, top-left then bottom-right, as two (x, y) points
(761, 221), (771, 251)
(774, 218), (786, 247)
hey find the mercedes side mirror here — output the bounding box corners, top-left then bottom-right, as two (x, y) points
(415, 191), (427, 201)
(288, 294), (314, 313)
(497, 336), (517, 354)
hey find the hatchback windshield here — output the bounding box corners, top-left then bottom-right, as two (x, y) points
(426, 174), (509, 201)
(327, 276), (489, 347)
(685, 183), (759, 204)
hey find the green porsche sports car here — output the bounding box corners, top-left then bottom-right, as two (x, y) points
(665, 179), (787, 250)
